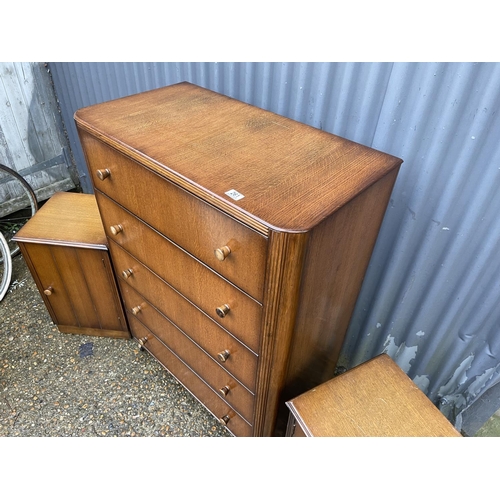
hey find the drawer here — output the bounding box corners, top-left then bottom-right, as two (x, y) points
(125, 294), (255, 423)
(110, 240), (260, 354)
(128, 315), (253, 436)
(101, 197), (263, 347)
(83, 133), (267, 301)
(119, 280), (258, 392)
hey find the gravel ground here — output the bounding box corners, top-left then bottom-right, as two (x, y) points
(0, 253), (231, 437)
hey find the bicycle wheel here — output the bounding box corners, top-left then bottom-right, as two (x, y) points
(0, 162), (38, 262)
(0, 230), (12, 301)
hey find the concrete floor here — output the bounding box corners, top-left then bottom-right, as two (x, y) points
(474, 410), (500, 437)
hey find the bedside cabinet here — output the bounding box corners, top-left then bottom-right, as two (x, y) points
(13, 192), (129, 339)
(285, 354), (462, 437)
(75, 82), (403, 436)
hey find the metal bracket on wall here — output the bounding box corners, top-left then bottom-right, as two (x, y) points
(0, 147), (72, 186)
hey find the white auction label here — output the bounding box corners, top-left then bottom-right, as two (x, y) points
(225, 189), (245, 201)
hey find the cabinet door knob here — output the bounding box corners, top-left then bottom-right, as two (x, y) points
(96, 168), (111, 180)
(219, 385), (230, 397)
(122, 268), (134, 279)
(219, 415), (230, 426)
(215, 304), (230, 318)
(214, 245), (231, 261)
(217, 350), (230, 363)
(110, 224), (123, 235)
(43, 286), (54, 296)
(131, 305), (142, 315)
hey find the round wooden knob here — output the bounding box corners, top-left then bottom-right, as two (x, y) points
(215, 304), (230, 318)
(219, 415), (230, 426)
(219, 385), (230, 397)
(122, 268), (133, 279)
(217, 350), (230, 363)
(110, 224), (123, 235)
(215, 245), (231, 261)
(131, 305), (142, 315)
(96, 168), (111, 180)
(43, 286), (53, 296)
(137, 336), (148, 351)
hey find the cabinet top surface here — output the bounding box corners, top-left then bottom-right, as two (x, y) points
(75, 82), (402, 232)
(286, 354), (462, 437)
(13, 192), (107, 249)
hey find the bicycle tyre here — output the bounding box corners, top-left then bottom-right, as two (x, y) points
(0, 162), (38, 261)
(0, 230), (12, 302)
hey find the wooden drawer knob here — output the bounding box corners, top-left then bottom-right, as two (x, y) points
(110, 224), (123, 235)
(215, 245), (231, 261)
(43, 286), (54, 296)
(217, 349), (230, 362)
(131, 305), (142, 315)
(122, 268), (134, 279)
(137, 336), (149, 351)
(96, 168), (111, 180)
(219, 385), (230, 397)
(219, 415), (230, 426)
(216, 304), (230, 318)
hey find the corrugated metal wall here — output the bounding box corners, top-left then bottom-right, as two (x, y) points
(49, 62), (500, 429)
(0, 62), (76, 217)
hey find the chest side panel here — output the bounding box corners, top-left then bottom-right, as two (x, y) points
(283, 168), (400, 403)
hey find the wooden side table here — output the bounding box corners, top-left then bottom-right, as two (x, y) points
(13, 191), (129, 339)
(285, 354), (462, 437)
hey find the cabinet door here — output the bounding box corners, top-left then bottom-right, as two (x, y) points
(76, 248), (127, 332)
(22, 243), (77, 327)
(49, 245), (101, 328)
(22, 243), (127, 333)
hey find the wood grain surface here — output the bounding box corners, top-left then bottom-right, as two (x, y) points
(20, 242), (129, 336)
(118, 277), (258, 393)
(128, 315), (253, 436)
(286, 354), (462, 437)
(75, 82), (402, 233)
(283, 168), (399, 399)
(14, 191), (107, 249)
(106, 226), (262, 349)
(124, 295), (255, 423)
(83, 134), (268, 299)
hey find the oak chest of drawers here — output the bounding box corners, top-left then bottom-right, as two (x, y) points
(74, 82), (402, 437)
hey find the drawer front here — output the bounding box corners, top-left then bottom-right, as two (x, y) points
(84, 133), (267, 301)
(129, 316), (253, 437)
(125, 295), (255, 423)
(108, 239), (261, 353)
(101, 197), (263, 346)
(119, 280), (258, 392)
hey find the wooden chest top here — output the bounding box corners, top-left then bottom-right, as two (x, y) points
(74, 82), (402, 233)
